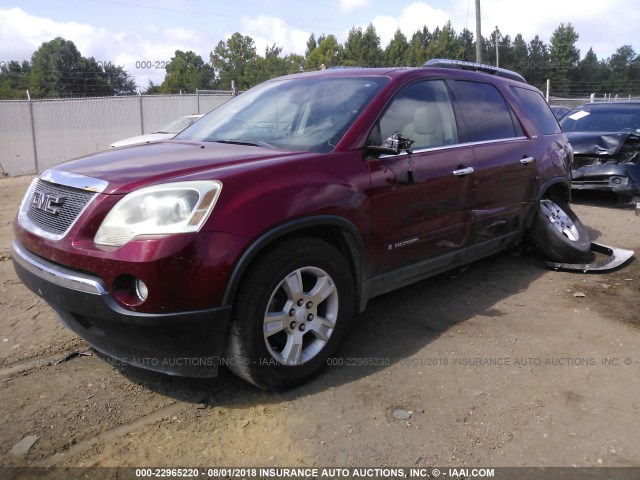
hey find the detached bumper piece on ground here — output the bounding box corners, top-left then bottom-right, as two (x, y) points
(545, 242), (635, 272)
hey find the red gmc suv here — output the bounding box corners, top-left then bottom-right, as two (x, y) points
(12, 60), (591, 389)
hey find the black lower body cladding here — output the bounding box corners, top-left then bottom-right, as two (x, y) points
(11, 240), (231, 377)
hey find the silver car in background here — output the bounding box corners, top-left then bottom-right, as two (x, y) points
(109, 114), (204, 148)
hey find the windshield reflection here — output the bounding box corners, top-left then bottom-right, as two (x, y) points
(177, 76), (387, 153)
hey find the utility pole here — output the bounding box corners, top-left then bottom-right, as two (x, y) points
(475, 0), (482, 63)
(495, 26), (500, 67)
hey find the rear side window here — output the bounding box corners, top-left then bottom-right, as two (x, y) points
(511, 86), (561, 135)
(453, 81), (518, 142)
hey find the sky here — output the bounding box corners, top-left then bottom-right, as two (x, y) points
(1, 0), (639, 89)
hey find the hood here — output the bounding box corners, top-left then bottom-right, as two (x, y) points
(109, 133), (175, 148)
(54, 140), (303, 194)
(566, 131), (638, 156)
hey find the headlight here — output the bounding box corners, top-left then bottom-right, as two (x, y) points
(95, 181), (222, 247)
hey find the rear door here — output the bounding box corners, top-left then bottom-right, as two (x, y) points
(451, 80), (537, 241)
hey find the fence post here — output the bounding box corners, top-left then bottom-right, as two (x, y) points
(27, 90), (39, 173)
(545, 79), (550, 102)
(137, 87), (144, 134)
(196, 89), (200, 114)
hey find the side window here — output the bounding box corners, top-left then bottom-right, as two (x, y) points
(453, 81), (518, 142)
(376, 80), (458, 150)
(510, 86), (561, 135)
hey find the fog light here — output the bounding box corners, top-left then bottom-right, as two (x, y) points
(135, 278), (149, 302)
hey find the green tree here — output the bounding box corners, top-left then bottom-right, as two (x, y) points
(246, 45), (288, 85)
(284, 53), (305, 74)
(306, 34), (343, 70)
(145, 80), (162, 94)
(574, 48), (607, 96)
(609, 45), (636, 73)
(497, 33), (515, 71)
(210, 33), (258, 89)
(74, 56), (110, 96)
(343, 24), (382, 67)
(511, 34), (529, 75)
(628, 49), (640, 94)
(343, 27), (364, 66)
(458, 28), (476, 61)
(482, 27), (506, 67)
(73, 57), (135, 96)
(604, 45), (640, 96)
(305, 34), (317, 59)
(548, 23), (580, 95)
(425, 22), (462, 61)
(361, 24), (383, 66)
(103, 63), (136, 95)
(406, 27), (430, 66)
(384, 29), (409, 66)
(160, 50), (214, 93)
(0, 60), (31, 99)
(526, 35), (549, 89)
(29, 37), (83, 97)
(11, 37), (135, 98)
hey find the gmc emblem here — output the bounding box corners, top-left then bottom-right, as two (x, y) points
(32, 192), (66, 215)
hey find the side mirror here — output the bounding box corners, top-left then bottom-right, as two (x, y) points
(366, 145), (401, 156)
(366, 132), (414, 157)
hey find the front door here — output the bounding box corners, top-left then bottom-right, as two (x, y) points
(367, 79), (475, 276)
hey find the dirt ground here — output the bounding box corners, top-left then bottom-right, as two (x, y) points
(1, 175), (639, 470)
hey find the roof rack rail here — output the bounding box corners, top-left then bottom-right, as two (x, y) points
(425, 58), (527, 84)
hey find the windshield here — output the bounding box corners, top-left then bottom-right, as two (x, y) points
(560, 106), (640, 133)
(177, 76), (388, 153)
(158, 116), (201, 134)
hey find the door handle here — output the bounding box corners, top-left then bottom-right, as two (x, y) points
(520, 156), (535, 164)
(453, 167), (474, 176)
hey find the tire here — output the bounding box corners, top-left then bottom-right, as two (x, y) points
(224, 237), (355, 390)
(528, 196), (593, 263)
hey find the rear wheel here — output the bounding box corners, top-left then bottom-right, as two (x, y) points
(225, 237), (354, 389)
(529, 196), (593, 263)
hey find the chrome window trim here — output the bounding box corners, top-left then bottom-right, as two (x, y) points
(461, 136), (529, 147)
(378, 136), (529, 158)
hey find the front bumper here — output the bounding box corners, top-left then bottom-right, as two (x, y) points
(571, 163), (640, 196)
(11, 240), (231, 377)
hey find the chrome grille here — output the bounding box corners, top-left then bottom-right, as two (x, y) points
(26, 179), (96, 236)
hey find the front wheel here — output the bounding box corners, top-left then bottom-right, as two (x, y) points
(528, 196), (593, 263)
(224, 237), (354, 389)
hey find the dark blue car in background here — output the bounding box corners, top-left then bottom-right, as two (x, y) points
(560, 102), (640, 204)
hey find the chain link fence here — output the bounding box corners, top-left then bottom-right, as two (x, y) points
(549, 95), (640, 108)
(0, 91), (234, 176)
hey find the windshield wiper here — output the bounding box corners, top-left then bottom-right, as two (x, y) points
(214, 139), (276, 149)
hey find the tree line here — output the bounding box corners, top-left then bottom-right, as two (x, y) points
(1, 22), (639, 99)
(0, 37), (135, 99)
